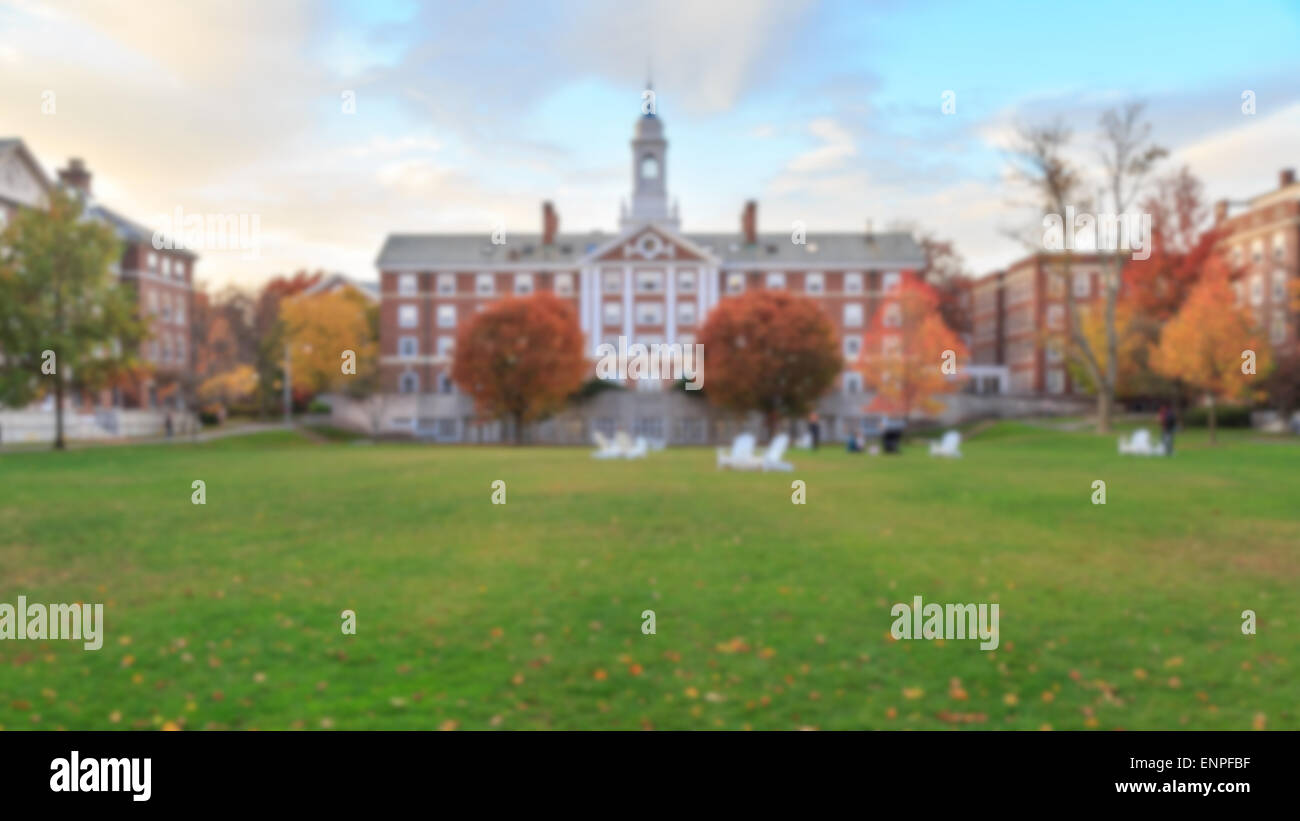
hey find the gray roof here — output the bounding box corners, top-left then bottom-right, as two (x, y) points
(304, 273), (379, 301)
(377, 229), (923, 269)
(85, 201), (197, 258)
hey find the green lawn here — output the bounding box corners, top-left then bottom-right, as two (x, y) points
(1, 423), (1296, 730)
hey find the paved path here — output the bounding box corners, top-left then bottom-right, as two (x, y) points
(3, 422), (296, 451)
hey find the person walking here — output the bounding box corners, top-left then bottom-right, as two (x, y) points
(808, 412), (821, 451)
(1159, 403), (1176, 456)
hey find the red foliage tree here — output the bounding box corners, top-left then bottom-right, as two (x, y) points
(1122, 166), (1221, 322)
(856, 275), (967, 418)
(450, 292), (586, 443)
(697, 290), (841, 437)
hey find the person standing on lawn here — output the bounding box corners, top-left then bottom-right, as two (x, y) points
(1159, 403), (1176, 455)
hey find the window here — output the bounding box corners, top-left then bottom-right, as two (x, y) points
(1271, 309), (1288, 344)
(634, 417), (664, 439)
(676, 301), (696, 326)
(805, 272), (824, 294)
(636, 271), (663, 293)
(844, 272), (863, 294)
(1073, 272), (1091, 298)
(766, 272), (786, 290)
(1274, 233), (1286, 262)
(884, 303), (901, 328)
(399, 336), (418, 357)
(640, 155), (659, 179)
(844, 303), (864, 328)
(398, 304), (418, 328)
(843, 372), (862, 394)
(882, 271), (900, 293)
(1272, 269), (1288, 303)
(635, 302), (663, 325)
(175, 336), (186, 364)
(161, 296), (172, 321)
(726, 273), (744, 294)
(476, 273), (495, 296)
(148, 291), (158, 313)
(1046, 304), (1064, 329)
(437, 274), (455, 295)
(554, 273), (574, 296)
(604, 271), (622, 293)
(161, 258), (171, 277)
(1046, 369), (1065, 395)
(678, 332), (696, 346)
(437, 336), (455, 358)
(514, 273), (534, 295)
(437, 305), (456, 328)
(677, 270), (696, 293)
(603, 302), (622, 325)
(1232, 245), (1243, 266)
(175, 301), (186, 325)
(147, 252), (158, 270)
(439, 374), (455, 395)
(399, 372), (419, 394)
(1046, 344), (1064, 364)
(1250, 273), (1264, 305)
(174, 260), (186, 279)
(398, 274), (417, 295)
(1252, 240), (1263, 264)
(843, 335), (861, 359)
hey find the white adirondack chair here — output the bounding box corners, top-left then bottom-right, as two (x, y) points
(1119, 428), (1165, 456)
(716, 433), (756, 469)
(929, 430), (962, 458)
(591, 431), (621, 459)
(624, 436), (649, 459)
(760, 433), (794, 471)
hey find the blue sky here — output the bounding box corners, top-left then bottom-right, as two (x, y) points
(2, 0), (1298, 287)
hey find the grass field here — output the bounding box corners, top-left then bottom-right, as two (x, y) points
(1, 423), (1296, 730)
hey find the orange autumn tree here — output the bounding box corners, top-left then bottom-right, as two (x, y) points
(451, 292), (585, 443)
(1151, 269), (1270, 443)
(697, 290), (841, 438)
(856, 276), (967, 418)
(280, 289), (378, 396)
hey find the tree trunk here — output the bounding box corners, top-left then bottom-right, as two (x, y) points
(1095, 388), (1112, 435)
(54, 373), (66, 450)
(1207, 393), (1217, 445)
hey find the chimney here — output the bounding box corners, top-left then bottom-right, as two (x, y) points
(1214, 199), (1228, 225)
(741, 200), (757, 245)
(541, 201), (558, 245)
(1281, 168), (1296, 189)
(58, 158), (92, 196)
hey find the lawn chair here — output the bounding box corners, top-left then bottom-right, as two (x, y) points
(928, 430), (962, 458)
(591, 431), (622, 459)
(760, 433), (793, 472)
(1119, 428), (1165, 456)
(716, 433), (756, 469)
(624, 436), (649, 459)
